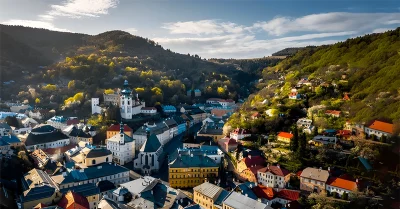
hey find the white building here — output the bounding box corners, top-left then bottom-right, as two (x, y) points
(296, 118), (312, 128)
(24, 129), (70, 151)
(206, 98), (235, 107)
(21, 118), (38, 128)
(140, 107), (157, 115)
(46, 116), (68, 129)
(106, 123), (135, 165)
(364, 120), (393, 138)
(134, 129), (163, 175)
(257, 165), (291, 188)
(230, 128), (251, 141)
(91, 98), (102, 115)
(120, 80), (145, 120)
(326, 177), (357, 197)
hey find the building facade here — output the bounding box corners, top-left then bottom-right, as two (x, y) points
(106, 123), (135, 165)
(169, 154), (219, 189)
(300, 167), (329, 193)
(120, 80), (145, 120)
(133, 131), (163, 175)
(257, 165), (290, 188)
(91, 98), (101, 115)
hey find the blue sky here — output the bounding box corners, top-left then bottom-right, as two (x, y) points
(1, 0), (400, 58)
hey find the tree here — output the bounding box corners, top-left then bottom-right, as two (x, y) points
(35, 98), (41, 104)
(42, 84), (57, 91)
(290, 126), (299, 152)
(297, 132), (307, 158)
(68, 80), (75, 89)
(314, 126), (319, 136)
(104, 89), (114, 94)
(217, 87), (225, 96)
(5, 116), (20, 128)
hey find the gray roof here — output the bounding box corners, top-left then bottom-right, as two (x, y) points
(193, 182), (223, 199)
(0, 135), (21, 144)
(52, 163), (129, 184)
(300, 167), (329, 182)
(134, 122), (169, 136)
(25, 131), (69, 146)
(86, 148), (112, 158)
(164, 118), (178, 128)
(21, 185), (55, 203)
(140, 134), (162, 152)
(223, 192), (271, 209)
(31, 125), (56, 133)
(0, 123), (11, 129)
(119, 176), (158, 195)
(169, 154), (218, 169)
(60, 183), (100, 197)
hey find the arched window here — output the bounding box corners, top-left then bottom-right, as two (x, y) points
(145, 155), (149, 166)
(92, 159), (96, 165)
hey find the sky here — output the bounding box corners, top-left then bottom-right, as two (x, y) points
(1, 0), (400, 58)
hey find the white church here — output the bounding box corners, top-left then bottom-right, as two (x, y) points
(134, 128), (163, 175)
(120, 80), (146, 119)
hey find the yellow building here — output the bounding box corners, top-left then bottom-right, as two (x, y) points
(193, 182), (229, 209)
(169, 154), (219, 189)
(70, 148), (112, 167)
(20, 169), (61, 209)
(277, 132), (293, 143)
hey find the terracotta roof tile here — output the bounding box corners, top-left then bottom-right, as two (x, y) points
(42, 143), (76, 155)
(325, 110), (341, 116)
(252, 186), (275, 200)
(276, 189), (300, 201)
(58, 191), (89, 209)
(277, 132), (293, 139)
(368, 120), (393, 134)
(107, 124), (133, 132)
(258, 165), (290, 177)
(327, 177), (357, 191)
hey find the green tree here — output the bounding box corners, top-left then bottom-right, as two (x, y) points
(35, 98), (41, 104)
(290, 126), (299, 152)
(297, 132), (307, 158)
(104, 89), (114, 94)
(42, 84), (57, 91)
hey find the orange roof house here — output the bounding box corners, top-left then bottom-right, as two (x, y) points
(258, 165), (290, 177)
(252, 185), (275, 200)
(327, 177), (358, 192)
(367, 120), (394, 135)
(325, 110), (341, 117)
(58, 191), (90, 209)
(277, 132), (294, 143)
(239, 165), (264, 182)
(343, 93), (351, 101)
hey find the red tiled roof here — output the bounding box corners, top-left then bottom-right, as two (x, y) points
(211, 109), (229, 117)
(276, 189), (300, 201)
(327, 177), (357, 191)
(42, 143), (76, 155)
(337, 130), (351, 136)
(107, 124), (133, 132)
(58, 191), (90, 209)
(277, 132), (293, 139)
(241, 155), (265, 167)
(296, 171), (302, 176)
(258, 165), (290, 177)
(289, 92), (298, 96)
(66, 119), (80, 125)
(252, 112), (260, 117)
(252, 185), (275, 200)
(325, 110), (341, 116)
(368, 120), (394, 134)
(248, 165), (264, 176)
(343, 93), (350, 101)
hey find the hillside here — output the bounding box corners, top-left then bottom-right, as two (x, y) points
(271, 46), (316, 56)
(0, 25), (283, 117)
(228, 28), (400, 131)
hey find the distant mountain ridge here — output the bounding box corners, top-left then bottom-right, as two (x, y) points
(272, 46), (317, 56)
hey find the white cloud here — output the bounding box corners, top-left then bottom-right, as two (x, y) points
(125, 28), (138, 34)
(371, 28), (392, 33)
(273, 31), (357, 42)
(38, 14), (55, 21)
(253, 12), (400, 36)
(162, 20), (248, 35)
(2, 19), (70, 32)
(47, 0), (119, 18)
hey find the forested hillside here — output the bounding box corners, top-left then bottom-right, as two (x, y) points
(0, 25), (282, 117)
(228, 28), (400, 132)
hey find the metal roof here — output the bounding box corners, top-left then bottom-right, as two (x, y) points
(193, 182), (222, 199)
(223, 192), (271, 209)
